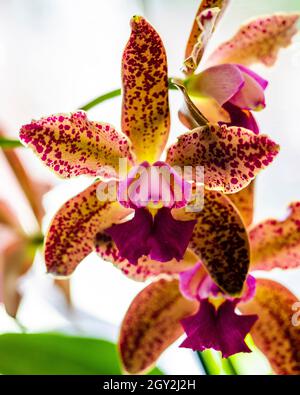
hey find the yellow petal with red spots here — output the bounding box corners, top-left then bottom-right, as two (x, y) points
(20, 111), (134, 178)
(173, 190), (250, 296)
(119, 278), (197, 374)
(166, 124), (279, 193)
(240, 279), (300, 375)
(184, 0), (229, 73)
(95, 233), (198, 281)
(45, 181), (131, 276)
(122, 16), (170, 163)
(208, 14), (299, 67)
(228, 181), (255, 227)
(250, 202), (300, 270)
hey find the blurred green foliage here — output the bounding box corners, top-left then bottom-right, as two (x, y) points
(0, 333), (163, 375)
(0, 137), (22, 148)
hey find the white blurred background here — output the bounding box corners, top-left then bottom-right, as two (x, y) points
(0, 0), (300, 374)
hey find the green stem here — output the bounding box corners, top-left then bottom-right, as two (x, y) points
(79, 78), (177, 111)
(79, 88), (122, 111)
(197, 350), (221, 375)
(0, 137), (23, 149)
(197, 352), (210, 375)
(197, 350), (237, 375)
(223, 357), (238, 375)
(14, 317), (27, 333)
(29, 233), (45, 247)
(168, 78), (178, 90)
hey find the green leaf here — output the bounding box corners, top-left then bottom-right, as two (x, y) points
(0, 333), (163, 375)
(0, 137), (23, 149)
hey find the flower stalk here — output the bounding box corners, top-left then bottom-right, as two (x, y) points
(197, 351), (237, 375)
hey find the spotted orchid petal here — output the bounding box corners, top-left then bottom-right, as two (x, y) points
(166, 124), (279, 193)
(119, 278), (197, 374)
(184, 0), (229, 74)
(105, 207), (196, 264)
(250, 202), (300, 270)
(95, 233), (198, 281)
(219, 102), (259, 228)
(122, 16), (170, 163)
(173, 190), (250, 296)
(240, 279), (300, 375)
(208, 14), (299, 67)
(180, 299), (257, 358)
(20, 111), (133, 178)
(227, 181), (255, 227)
(45, 181), (131, 276)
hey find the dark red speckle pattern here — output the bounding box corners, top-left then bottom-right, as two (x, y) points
(119, 279), (197, 374)
(250, 201), (300, 270)
(173, 190), (250, 296)
(20, 111), (133, 178)
(208, 14), (299, 67)
(122, 16), (170, 163)
(166, 124), (279, 193)
(45, 181), (130, 276)
(240, 279), (300, 374)
(227, 181), (255, 227)
(184, 0), (229, 65)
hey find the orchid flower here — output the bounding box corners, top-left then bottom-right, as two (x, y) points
(117, 3), (300, 374)
(0, 130), (70, 317)
(181, 0), (299, 132)
(19, 14), (277, 283)
(119, 201), (300, 375)
(18, 5), (297, 374)
(179, 0), (299, 229)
